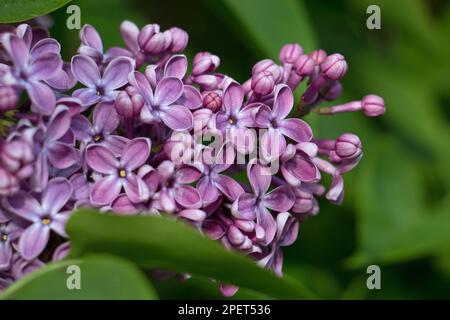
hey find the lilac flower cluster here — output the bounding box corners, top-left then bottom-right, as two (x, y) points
(0, 21), (385, 295)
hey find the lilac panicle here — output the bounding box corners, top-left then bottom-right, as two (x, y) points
(0, 21), (385, 296)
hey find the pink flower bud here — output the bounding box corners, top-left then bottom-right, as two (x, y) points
(335, 133), (362, 160)
(0, 166), (19, 196)
(169, 27), (188, 52)
(294, 54), (315, 76)
(192, 52), (220, 75)
(137, 24), (159, 49)
(1, 139), (34, 173)
(322, 81), (342, 101)
(252, 59), (283, 82)
(0, 86), (18, 112)
(362, 94), (385, 117)
(320, 53), (347, 80)
(202, 91), (222, 112)
(279, 43), (303, 64)
(115, 88), (143, 119)
(251, 71), (274, 95)
(309, 49), (327, 65)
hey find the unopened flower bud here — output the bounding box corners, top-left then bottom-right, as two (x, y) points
(138, 24), (159, 49)
(202, 91), (222, 112)
(1, 139), (34, 173)
(193, 52), (220, 75)
(0, 86), (18, 112)
(251, 71), (274, 95)
(309, 49), (327, 65)
(0, 166), (19, 196)
(292, 188), (314, 214)
(169, 27), (188, 52)
(279, 43), (303, 64)
(252, 59), (283, 82)
(361, 94), (385, 117)
(320, 53), (347, 80)
(294, 54), (315, 76)
(115, 88), (143, 119)
(335, 133), (362, 160)
(138, 24), (170, 55)
(322, 81), (342, 101)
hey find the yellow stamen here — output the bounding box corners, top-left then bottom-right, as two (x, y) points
(119, 169), (127, 178)
(228, 118), (234, 124)
(93, 134), (102, 142)
(42, 218), (51, 225)
(1, 234), (8, 241)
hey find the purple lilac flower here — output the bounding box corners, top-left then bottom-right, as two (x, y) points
(86, 138), (151, 206)
(71, 54), (134, 107)
(232, 162), (295, 245)
(255, 84), (313, 159)
(1, 33), (62, 114)
(3, 178), (72, 260)
(0, 221), (23, 269)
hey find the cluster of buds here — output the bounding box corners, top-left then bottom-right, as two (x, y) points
(0, 21), (385, 296)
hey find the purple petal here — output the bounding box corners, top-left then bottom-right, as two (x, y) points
(51, 212), (70, 237)
(231, 193), (257, 220)
(93, 101), (120, 134)
(263, 185), (295, 212)
(103, 135), (129, 156)
(123, 174), (150, 203)
(154, 77), (183, 106)
(45, 63), (77, 91)
(220, 284), (239, 297)
(164, 54), (187, 78)
(261, 128), (286, 159)
(26, 81), (55, 115)
(128, 71), (153, 102)
(3, 35), (29, 68)
(197, 177), (220, 205)
(276, 212), (299, 246)
(71, 114), (94, 141)
(272, 85), (294, 120)
(0, 242), (12, 269)
(238, 102), (261, 127)
(177, 85), (202, 110)
(223, 82), (243, 113)
(174, 185), (202, 209)
(160, 105), (193, 131)
(102, 57), (133, 90)
(72, 88), (102, 106)
(256, 207), (276, 245)
(112, 194), (141, 215)
(120, 21), (140, 53)
(279, 118), (313, 142)
(176, 165), (202, 184)
(121, 138), (151, 171)
(247, 162), (271, 196)
(18, 223), (50, 260)
(30, 38), (60, 58)
(159, 189), (176, 213)
(46, 106), (71, 142)
(30, 153), (48, 192)
(47, 142), (78, 169)
(214, 174), (244, 201)
(29, 52), (62, 80)
(286, 154), (319, 183)
(41, 178), (72, 215)
(80, 24), (103, 52)
(178, 209), (206, 221)
(326, 174), (344, 204)
(4, 192), (42, 221)
(71, 55), (100, 87)
(141, 169), (160, 195)
(86, 144), (119, 174)
(90, 176), (121, 206)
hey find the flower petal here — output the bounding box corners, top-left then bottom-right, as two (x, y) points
(174, 185), (202, 209)
(177, 85), (202, 110)
(273, 84), (293, 120)
(103, 57), (134, 90)
(279, 118), (313, 142)
(80, 24), (103, 52)
(29, 52), (62, 80)
(30, 38), (60, 57)
(176, 165), (202, 184)
(164, 54), (188, 79)
(123, 174), (150, 203)
(128, 71), (153, 102)
(71, 114), (94, 141)
(47, 142), (78, 169)
(41, 178), (72, 215)
(197, 177), (220, 205)
(18, 223), (50, 260)
(247, 162), (271, 196)
(263, 185), (295, 212)
(256, 206), (276, 245)
(46, 105), (72, 142)
(0, 242), (13, 269)
(72, 88), (102, 106)
(4, 191), (42, 221)
(26, 81), (55, 115)
(86, 144), (119, 174)
(103, 135), (129, 156)
(71, 54), (100, 87)
(223, 82), (243, 113)
(231, 193), (257, 220)
(121, 138), (151, 171)
(3, 34), (29, 68)
(90, 176), (121, 206)
(154, 77), (184, 106)
(120, 21), (140, 53)
(261, 128), (286, 160)
(93, 101), (120, 134)
(178, 209), (206, 221)
(214, 174), (244, 201)
(160, 104), (193, 131)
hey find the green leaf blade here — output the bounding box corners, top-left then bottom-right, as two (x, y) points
(0, 0), (72, 23)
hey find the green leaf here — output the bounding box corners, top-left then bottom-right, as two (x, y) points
(66, 209), (317, 299)
(0, 0), (72, 23)
(218, 0), (318, 57)
(1, 254), (158, 299)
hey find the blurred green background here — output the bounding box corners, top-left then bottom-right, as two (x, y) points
(27, 0), (450, 298)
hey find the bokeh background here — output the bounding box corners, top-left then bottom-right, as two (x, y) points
(39, 0), (450, 298)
